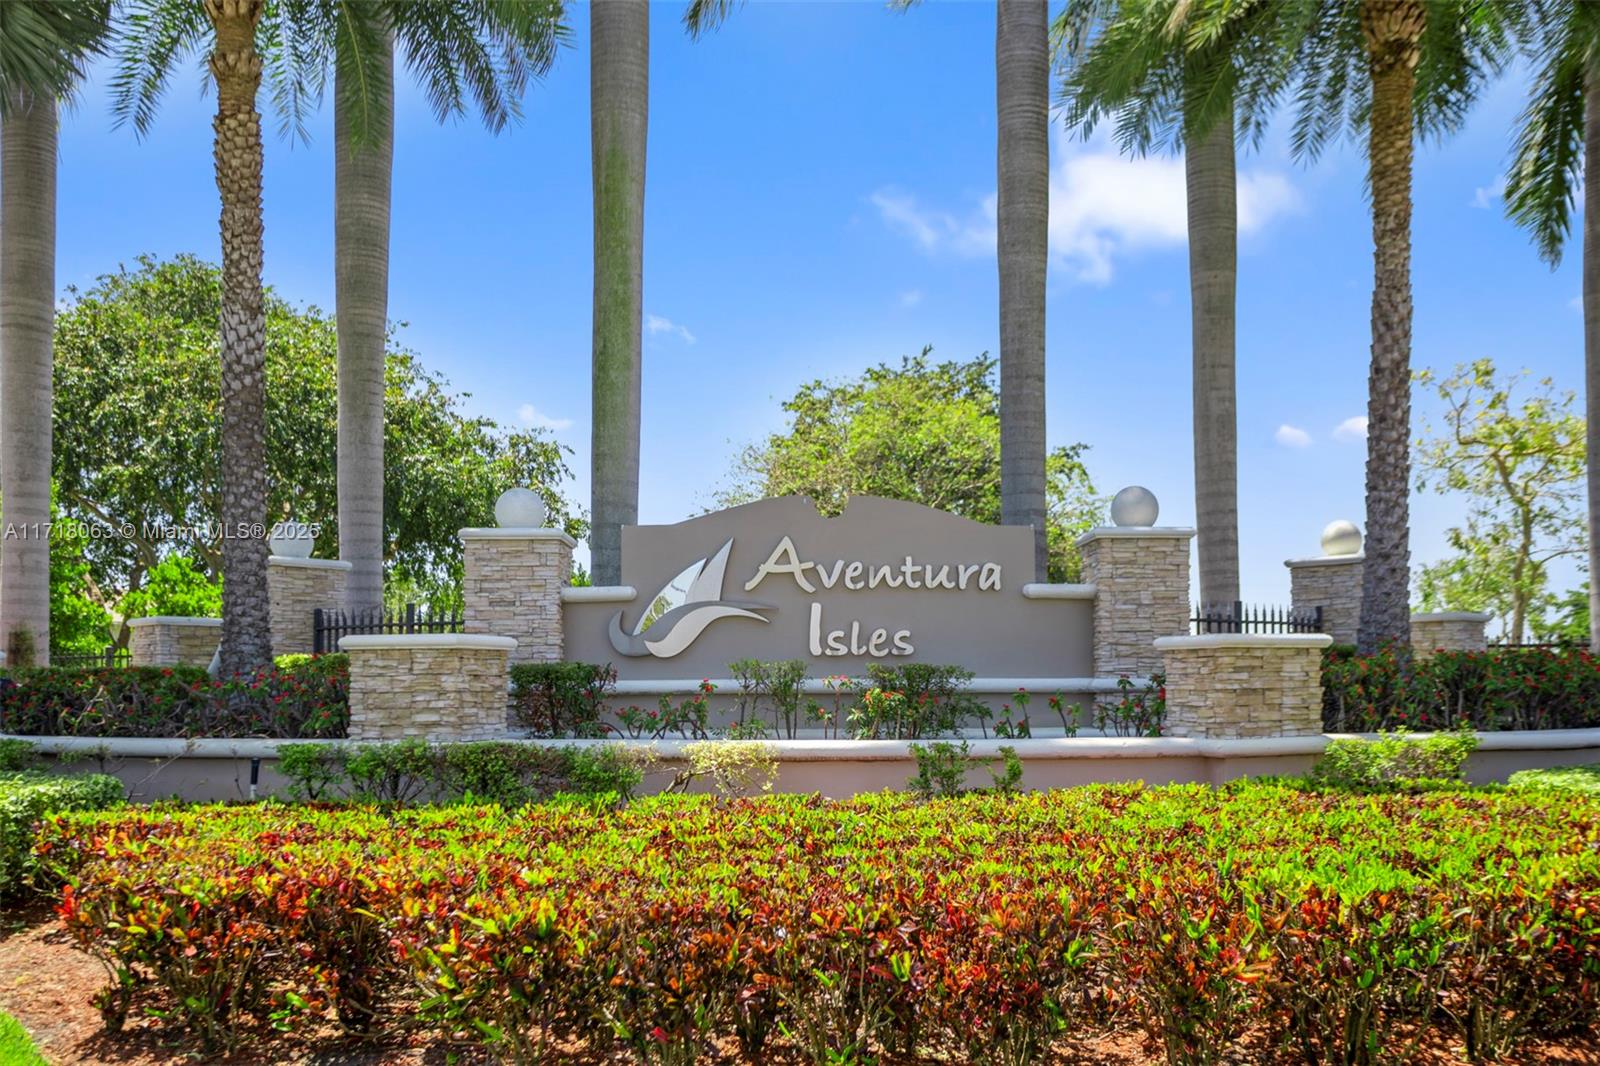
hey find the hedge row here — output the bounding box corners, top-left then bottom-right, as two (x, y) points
(1, 771), (121, 895)
(0, 654), (347, 738)
(1322, 645), (1600, 733)
(40, 785), (1600, 1063)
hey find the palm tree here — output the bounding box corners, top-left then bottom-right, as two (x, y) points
(997, 0), (1051, 580)
(0, 1), (110, 666)
(1503, 2), (1600, 651)
(111, 0), (329, 674)
(589, 0), (649, 586)
(1062, 1), (1253, 609)
(691, 0), (1052, 578)
(1130, 0), (1508, 652)
(282, 3), (564, 612)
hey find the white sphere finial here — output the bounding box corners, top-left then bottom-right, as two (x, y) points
(1110, 485), (1160, 527)
(1321, 519), (1362, 557)
(495, 487), (547, 528)
(269, 520), (315, 559)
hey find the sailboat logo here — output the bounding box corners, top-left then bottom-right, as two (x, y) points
(608, 538), (773, 658)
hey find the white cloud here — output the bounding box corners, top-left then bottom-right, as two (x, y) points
(1333, 415), (1368, 442)
(1471, 178), (1505, 209)
(1275, 424), (1312, 448)
(645, 313), (696, 344)
(899, 288), (924, 307)
(518, 403), (573, 432)
(869, 131), (1300, 284)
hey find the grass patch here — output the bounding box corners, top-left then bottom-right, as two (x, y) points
(0, 1010), (46, 1066)
(1508, 762), (1600, 794)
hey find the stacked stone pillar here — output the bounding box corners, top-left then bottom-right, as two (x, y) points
(460, 528), (574, 666)
(1285, 555), (1363, 646)
(341, 634), (516, 741)
(1077, 527), (1195, 678)
(267, 556), (351, 657)
(1155, 634), (1331, 738)
(1410, 612), (1491, 659)
(127, 617), (221, 667)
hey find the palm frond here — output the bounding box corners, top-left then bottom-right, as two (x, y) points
(0, 0), (110, 112)
(684, 0), (744, 40)
(1502, 2), (1591, 265)
(108, 0), (209, 137)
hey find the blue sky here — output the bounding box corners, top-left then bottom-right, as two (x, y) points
(51, 0), (1584, 607)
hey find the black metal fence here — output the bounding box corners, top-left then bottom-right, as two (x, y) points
(1191, 601), (1323, 636)
(312, 603), (464, 654)
(49, 646), (132, 669)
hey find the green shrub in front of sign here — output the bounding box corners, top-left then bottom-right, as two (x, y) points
(1305, 729), (1480, 792)
(508, 661), (616, 736)
(848, 663), (982, 738)
(728, 658), (809, 738)
(275, 739), (645, 805)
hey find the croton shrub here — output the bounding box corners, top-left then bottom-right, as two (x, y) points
(38, 784), (1600, 1063)
(1322, 645), (1600, 733)
(0, 655), (348, 739)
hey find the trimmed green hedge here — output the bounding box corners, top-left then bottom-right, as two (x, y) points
(1322, 646), (1600, 732)
(0, 654), (347, 738)
(1509, 763), (1600, 795)
(1, 771), (122, 895)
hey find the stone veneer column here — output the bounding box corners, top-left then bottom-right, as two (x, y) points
(1285, 555), (1363, 646)
(1155, 634), (1332, 738)
(268, 556), (352, 657)
(460, 528), (574, 666)
(341, 634), (516, 741)
(1077, 527), (1195, 678)
(1410, 612), (1492, 660)
(127, 617), (221, 667)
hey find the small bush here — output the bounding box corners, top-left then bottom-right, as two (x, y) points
(849, 664), (982, 738)
(509, 661), (615, 737)
(1, 771), (121, 895)
(0, 739), (38, 772)
(907, 741), (1024, 797)
(275, 740), (644, 805)
(1306, 729), (1480, 791)
(0, 656), (347, 738)
(1323, 645), (1600, 732)
(1508, 763), (1600, 795)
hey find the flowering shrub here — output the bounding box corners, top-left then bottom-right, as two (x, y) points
(39, 784), (1600, 1062)
(1322, 646), (1600, 732)
(1095, 673), (1166, 736)
(509, 661), (615, 736)
(0, 771), (120, 895)
(0, 656), (347, 738)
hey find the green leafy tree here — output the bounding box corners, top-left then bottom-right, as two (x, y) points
(47, 489), (114, 660)
(1415, 359), (1586, 643)
(52, 255), (583, 641)
(118, 554), (223, 621)
(717, 350), (1104, 581)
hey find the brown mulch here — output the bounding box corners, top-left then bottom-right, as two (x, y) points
(2, 903), (1597, 1065)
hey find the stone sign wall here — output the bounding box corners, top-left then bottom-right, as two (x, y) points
(563, 496), (1095, 680)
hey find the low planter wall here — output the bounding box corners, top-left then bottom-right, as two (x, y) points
(11, 729), (1600, 802)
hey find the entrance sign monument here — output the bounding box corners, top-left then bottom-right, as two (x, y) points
(564, 496), (1095, 680)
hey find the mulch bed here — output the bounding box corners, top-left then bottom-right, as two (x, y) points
(2, 902), (1597, 1065)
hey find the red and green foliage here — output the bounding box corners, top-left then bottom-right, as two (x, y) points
(1322, 646), (1600, 733)
(36, 785), (1600, 1062)
(0, 655), (347, 738)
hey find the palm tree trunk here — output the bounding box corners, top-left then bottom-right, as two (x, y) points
(335, 35), (394, 613)
(1185, 102), (1239, 610)
(206, 0), (273, 674)
(1584, 69), (1600, 652)
(0, 90), (57, 666)
(590, 0), (649, 587)
(995, 0), (1049, 580)
(1356, 0), (1424, 654)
